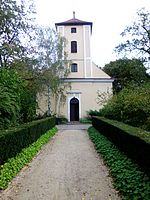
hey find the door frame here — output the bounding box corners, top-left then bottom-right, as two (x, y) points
(68, 95), (81, 122)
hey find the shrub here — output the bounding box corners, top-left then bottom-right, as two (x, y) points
(0, 68), (38, 128)
(88, 127), (150, 200)
(56, 116), (68, 124)
(99, 83), (150, 130)
(0, 127), (57, 189)
(92, 116), (150, 177)
(20, 86), (37, 123)
(80, 119), (92, 124)
(0, 68), (26, 129)
(87, 110), (101, 117)
(0, 117), (55, 164)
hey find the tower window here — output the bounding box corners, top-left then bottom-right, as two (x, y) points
(71, 41), (77, 53)
(71, 63), (78, 72)
(71, 27), (76, 33)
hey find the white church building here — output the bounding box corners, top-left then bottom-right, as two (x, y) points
(38, 13), (113, 121)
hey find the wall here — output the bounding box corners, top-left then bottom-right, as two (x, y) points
(58, 81), (113, 120)
(58, 25), (92, 78)
(37, 81), (112, 121)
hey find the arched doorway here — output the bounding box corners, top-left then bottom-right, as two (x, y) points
(70, 97), (79, 121)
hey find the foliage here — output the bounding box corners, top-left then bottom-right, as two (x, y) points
(88, 127), (150, 200)
(87, 110), (102, 117)
(103, 58), (149, 93)
(92, 116), (150, 176)
(0, 127), (57, 189)
(0, 117), (55, 164)
(56, 116), (68, 125)
(0, 68), (26, 129)
(0, 0), (36, 67)
(11, 58), (42, 123)
(0, 0), (42, 125)
(20, 85), (37, 123)
(115, 8), (150, 63)
(80, 119), (92, 124)
(98, 83), (150, 130)
(0, 66), (39, 128)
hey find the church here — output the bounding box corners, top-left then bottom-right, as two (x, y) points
(38, 13), (113, 121)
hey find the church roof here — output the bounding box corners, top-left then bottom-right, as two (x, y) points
(55, 12), (93, 31)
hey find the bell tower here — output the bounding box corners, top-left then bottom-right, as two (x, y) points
(55, 13), (93, 78)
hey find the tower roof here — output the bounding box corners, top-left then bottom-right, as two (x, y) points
(55, 12), (93, 31)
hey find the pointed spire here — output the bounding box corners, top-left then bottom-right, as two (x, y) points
(73, 11), (75, 19)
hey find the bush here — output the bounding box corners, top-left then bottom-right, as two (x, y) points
(87, 110), (102, 117)
(0, 127), (57, 189)
(0, 68), (26, 129)
(0, 117), (55, 165)
(0, 68), (38, 129)
(88, 127), (150, 200)
(99, 83), (150, 130)
(92, 116), (150, 177)
(80, 119), (92, 124)
(56, 116), (68, 124)
(20, 86), (37, 123)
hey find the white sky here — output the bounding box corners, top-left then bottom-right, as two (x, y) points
(35, 0), (150, 67)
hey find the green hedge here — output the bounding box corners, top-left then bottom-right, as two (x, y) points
(0, 117), (55, 164)
(92, 116), (150, 177)
(0, 127), (57, 189)
(80, 119), (92, 124)
(88, 127), (150, 200)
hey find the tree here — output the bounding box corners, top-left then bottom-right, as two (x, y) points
(36, 27), (70, 116)
(115, 8), (150, 63)
(103, 58), (149, 93)
(10, 57), (41, 122)
(0, 0), (36, 68)
(0, 68), (26, 129)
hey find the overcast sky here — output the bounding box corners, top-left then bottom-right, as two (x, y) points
(35, 0), (150, 67)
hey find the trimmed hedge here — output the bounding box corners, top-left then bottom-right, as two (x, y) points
(92, 116), (150, 177)
(0, 117), (55, 164)
(88, 127), (150, 200)
(0, 127), (57, 189)
(80, 119), (92, 124)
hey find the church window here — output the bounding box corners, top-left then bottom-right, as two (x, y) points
(71, 41), (77, 53)
(71, 27), (76, 33)
(71, 63), (78, 72)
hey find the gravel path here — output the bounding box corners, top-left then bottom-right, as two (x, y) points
(1, 125), (120, 200)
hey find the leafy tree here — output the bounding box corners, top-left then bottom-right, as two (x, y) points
(0, 0), (36, 68)
(11, 58), (40, 122)
(36, 27), (70, 116)
(115, 8), (150, 63)
(0, 68), (26, 129)
(0, 1), (53, 127)
(0, 60), (39, 128)
(103, 58), (149, 93)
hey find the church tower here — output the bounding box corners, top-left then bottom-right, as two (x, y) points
(55, 12), (93, 78)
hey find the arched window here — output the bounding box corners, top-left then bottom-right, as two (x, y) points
(71, 63), (78, 72)
(71, 41), (77, 53)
